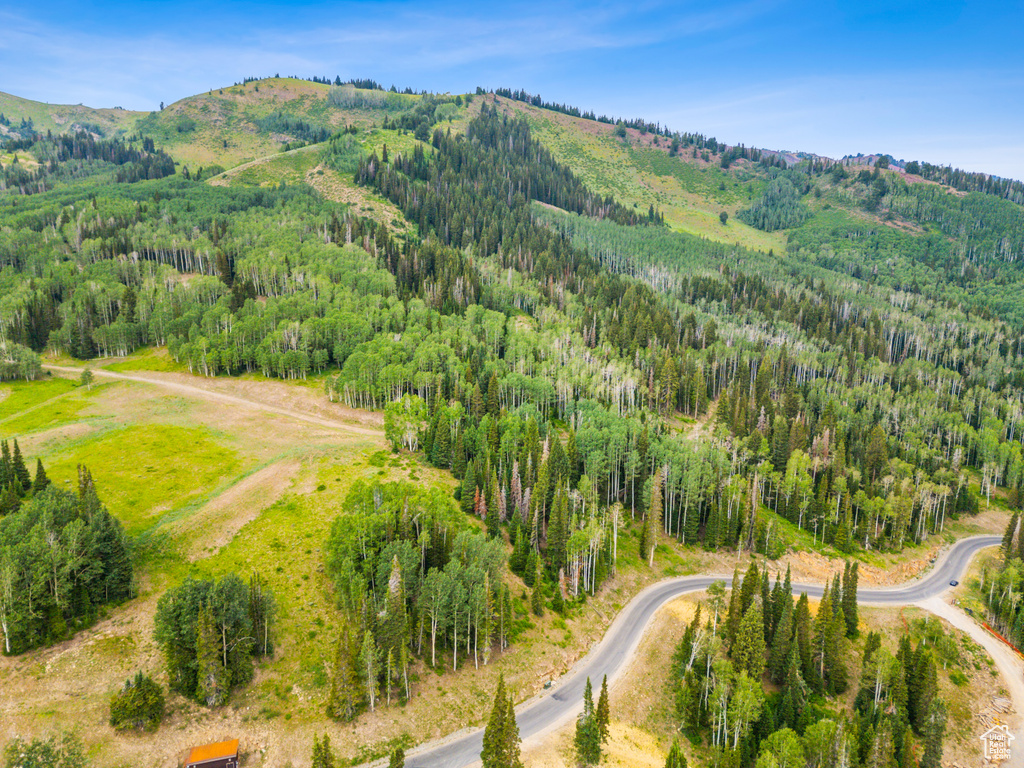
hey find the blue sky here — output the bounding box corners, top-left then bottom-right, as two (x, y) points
(2, 0), (1022, 178)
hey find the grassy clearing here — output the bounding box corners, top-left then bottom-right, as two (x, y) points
(211, 144), (322, 188)
(103, 347), (189, 374)
(0, 377), (77, 417)
(138, 78), (425, 170)
(44, 424), (241, 534)
(0, 377), (97, 437)
(200, 452), (386, 719)
(0, 150), (39, 170)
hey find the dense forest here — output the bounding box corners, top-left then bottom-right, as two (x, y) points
(324, 479), (514, 718)
(1, 104), (1022, 576)
(1, 131), (175, 195)
(672, 563), (949, 768)
(0, 453), (133, 655)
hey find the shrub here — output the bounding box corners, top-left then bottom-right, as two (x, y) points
(109, 672), (165, 732)
(3, 732), (87, 768)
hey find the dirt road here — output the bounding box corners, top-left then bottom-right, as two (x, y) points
(918, 595), (1024, 768)
(43, 365), (384, 438)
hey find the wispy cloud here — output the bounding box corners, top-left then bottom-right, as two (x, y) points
(1, 0), (1021, 179)
(1, 0), (779, 107)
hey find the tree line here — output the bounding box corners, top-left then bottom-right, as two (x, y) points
(324, 479), (515, 721)
(0, 131), (175, 196)
(0, 458), (133, 655)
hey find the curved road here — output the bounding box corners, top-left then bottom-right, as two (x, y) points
(402, 535), (1002, 768)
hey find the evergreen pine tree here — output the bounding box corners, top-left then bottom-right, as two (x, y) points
(864, 425), (889, 484)
(452, 429), (467, 479)
(311, 734), (335, 768)
(196, 604), (228, 707)
(91, 508), (134, 602)
(0, 480), (21, 516)
(768, 597), (793, 683)
(918, 700), (947, 768)
(726, 569), (743, 647)
(430, 411), (450, 466)
(664, 739), (688, 768)
(380, 557), (408, 699)
(566, 428), (580, 486)
(596, 674), (610, 743)
(548, 486), (567, 571)
(779, 642), (806, 731)
(482, 674), (523, 768)
(328, 625), (360, 721)
(486, 478), (502, 538)
(760, 569), (772, 640)
(1002, 512), (1019, 558)
(78, 464), (101, 518)
(834, 508), (852, 553)
(641, 469), (662, 566)
(574, 677), (601, 765)
(32, 458), (50, 494)
(910, 649), (938, 734)
(531, 562), (544, 617)
(481, 675), (507, 767)
(842, 561), (859, 637)
(501, 695), (524, 768)
(487, 372), (500, 417)
(734, 603), (767, 680)
(793, 593), (817, 691)
(11, 440), (30, 490)
(890, 655), (909, 726)
(0, 440), (9, 488)
(739, 562), (760, 615)
(461, 462), (477, 516)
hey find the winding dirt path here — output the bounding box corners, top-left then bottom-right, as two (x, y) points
(43, 365), (383, 438)
(918, 595), (1024, 768)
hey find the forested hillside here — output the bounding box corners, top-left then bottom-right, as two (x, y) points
(2, 78), (1023, 767)
(3, 89), (1023, 569)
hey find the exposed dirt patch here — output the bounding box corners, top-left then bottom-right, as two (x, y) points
(915, 598), (1022, 768)
(14, 421), (96, 456)
(524, 721), (666, 768)
(304, 163), (409, 233)
(44, 365), (384, 437)
(177, 458), (306, 561)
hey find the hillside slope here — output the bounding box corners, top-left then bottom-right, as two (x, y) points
(0, 90), (141, 138)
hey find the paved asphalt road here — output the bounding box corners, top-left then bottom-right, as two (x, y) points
(400, 534), (1001, 768)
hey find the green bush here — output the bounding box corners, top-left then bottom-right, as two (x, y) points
(109, 671), (165, 732)
(3, 732), (87, 768)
